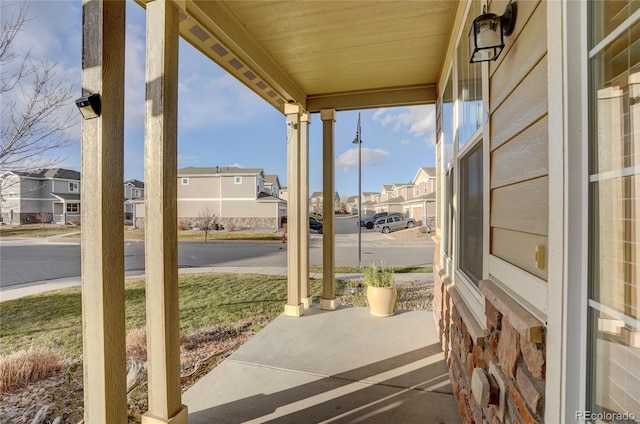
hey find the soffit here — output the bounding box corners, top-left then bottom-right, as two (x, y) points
(136, 0), (457, 113)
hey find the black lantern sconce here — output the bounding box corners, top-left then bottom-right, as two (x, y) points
(468, 2), (517, 63)
(75, 92), (101, 119)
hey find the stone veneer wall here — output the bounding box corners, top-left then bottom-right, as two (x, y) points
(135, 217), (279, 230)
(431, 235), (547, 423)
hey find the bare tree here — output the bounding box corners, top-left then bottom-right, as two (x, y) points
(0, 3), (77, 180)
(197, 208), (217, 243)
(35, 210), (52, 231)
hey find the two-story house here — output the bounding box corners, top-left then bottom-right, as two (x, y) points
(404, 167), (436, 227)
(135, 166), (285, 229)
(309, 191), (340, 214)
(124, 179), (144, 222)
(263, 175), (281, 198)
(0, 168), (81, 225)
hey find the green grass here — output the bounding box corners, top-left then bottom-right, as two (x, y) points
(309, 266), (432, 274)
(0, 273), (339, 358)
(0, 224), (79, 238)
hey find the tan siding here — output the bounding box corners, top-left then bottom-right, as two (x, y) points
(492, 176), (548, 236)
(220, 175), (256, 198)
(178, 176), (220, 198)
(224, 200), (275, 217)
(490, 55), (548, 151)
(178, 201), (220, 218)
(489, 1), (546, 103)
(491, 227), (548, 280)
(489, 0), (542, 76)
(491, 116), (549, 188)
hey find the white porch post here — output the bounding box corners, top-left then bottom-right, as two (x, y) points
(143, 1), (187, 423)
(299, 112), (311, 308)
(320, 109), (336, 310)
(80, 0), (127, 422)
(284, 103), (303, 316)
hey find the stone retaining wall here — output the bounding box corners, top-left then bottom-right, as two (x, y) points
(432, 235), (546, 423)
(135, 217), (279, 230)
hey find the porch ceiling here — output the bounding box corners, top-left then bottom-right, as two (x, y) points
(135, 0), (458, 113)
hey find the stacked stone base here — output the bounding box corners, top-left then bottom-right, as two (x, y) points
(432, 235), (546, 423)
(136, 216), (279, 231)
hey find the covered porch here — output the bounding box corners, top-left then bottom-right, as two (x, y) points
(78, 0), (456, 422)
(184, 306), (459, 424)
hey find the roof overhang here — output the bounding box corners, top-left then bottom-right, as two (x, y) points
(134, 0), (458, 114)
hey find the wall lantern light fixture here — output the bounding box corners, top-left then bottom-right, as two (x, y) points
(75, 92), (101, 119)
(468, 2), (517, 63)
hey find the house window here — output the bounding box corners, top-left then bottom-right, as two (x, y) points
(587, 2), (640, 419)
(134, 189), (141, 197)
(181, 178), (189, 185)
(459, 141), (483, 285)
(235, 176), (242, 184)
(69, 182), (79, 192)
(456, 0), (483, 149)
(442, 74), (454, 169)
(443, 169), (454, 257)
(66, 203), (79, 213)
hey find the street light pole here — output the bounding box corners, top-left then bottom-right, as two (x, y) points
(353, 112), (362, 268)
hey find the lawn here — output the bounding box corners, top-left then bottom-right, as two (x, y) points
(0, 273), (327, 357)
(0, 224), (79, 238)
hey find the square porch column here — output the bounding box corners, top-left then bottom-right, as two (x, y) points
(299, 112), (311, 308)
(284, 103), (303, 317)
(80, 0), (127, 422)
(143, 1), (187, 423)
(320, 109), (336, 310)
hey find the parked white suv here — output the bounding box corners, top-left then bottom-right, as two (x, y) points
(374, 214), (415, 233)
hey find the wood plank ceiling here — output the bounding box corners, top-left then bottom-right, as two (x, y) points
(135, 0), (457, 113)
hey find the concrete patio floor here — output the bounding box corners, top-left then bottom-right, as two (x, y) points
(183, 306), (461, 424)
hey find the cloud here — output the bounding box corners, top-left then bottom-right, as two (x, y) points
(400, 138), (411, 146)
(336, 147), (389, 172)
(372, 105), (436, 138)
(227, 162), (244, 168)
(178, 70), (269, 130)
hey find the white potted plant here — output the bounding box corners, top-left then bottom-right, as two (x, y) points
(362, 263), (397, 317)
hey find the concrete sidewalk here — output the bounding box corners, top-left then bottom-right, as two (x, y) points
(0, 267), (433, 302)
(183, 306), (460, 423)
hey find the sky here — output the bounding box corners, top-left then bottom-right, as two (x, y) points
(4, 0), (436, 198)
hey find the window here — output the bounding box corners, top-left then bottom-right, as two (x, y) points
(181, 178), (189, 185)
(459, 141), (483, 285)
(442, 75), (454, 169)
(235, 176), (242, 184)
(457, 0), (483, 149)
(443, 169), (454, 257)
(66, 203), (79, 213)
(587, 2), (640, 419)
(69, 182), (79, 192)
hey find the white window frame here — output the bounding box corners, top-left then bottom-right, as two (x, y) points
(440, 0), (489, 325)
(66, 203), (79, 213)
(69, 182), (79, 192)
(235, 176), (242, 184)
(181, 178), (189, 185)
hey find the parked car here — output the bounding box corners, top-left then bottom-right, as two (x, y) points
(374, 214), (415, 233)
(360, 212), (388, 229)
(309, 216), (323, 233)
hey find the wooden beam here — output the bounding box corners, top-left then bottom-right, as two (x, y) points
(306, 85), (437, 112)
(80, 1), (127, 422)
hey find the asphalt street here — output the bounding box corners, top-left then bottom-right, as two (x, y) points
(0, 216), (432, 288)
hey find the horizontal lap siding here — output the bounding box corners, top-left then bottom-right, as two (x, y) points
(488, 0), (548, 281)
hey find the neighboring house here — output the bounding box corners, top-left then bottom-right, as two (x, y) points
(278, 186), (287, 201)
(412, 167), (436, 197)
(0, 168), (81, 224)
(135, 166), (285, 229)
(309, 191), (340, 213)
(404, 167), (437, 227)
(346, 195), (358, 215)
(263, 175), (281, 198)
(124, 179), (144, 221)
(378, 185), (394, 203)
